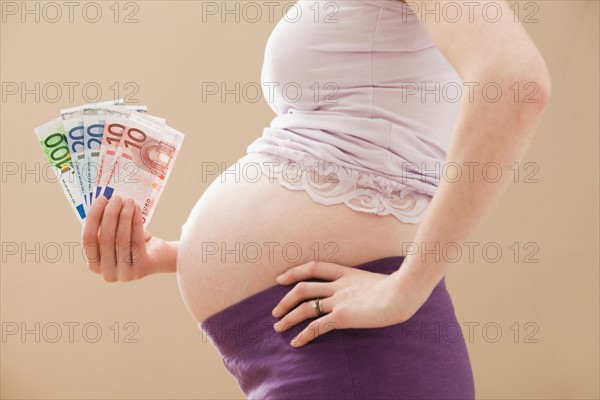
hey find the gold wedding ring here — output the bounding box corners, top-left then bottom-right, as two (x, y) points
(312, 298), (325, 317)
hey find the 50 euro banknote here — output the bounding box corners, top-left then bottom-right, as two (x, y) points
(106, 112), (184, 227)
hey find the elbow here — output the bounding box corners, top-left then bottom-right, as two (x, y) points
(468, 55), (552, 109)
(484, 56), (552, 125)
(508, 60), (552, 135)
(513, 59), (552, 138)
(465, 55), (552, 135)
(521, 58), (552, 110)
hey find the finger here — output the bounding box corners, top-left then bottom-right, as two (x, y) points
(290, 312), (340, 348)
(272, 282), (334, 318)
(98, 195), (122, 282)
(276, 261), (346, 285)
(116, 198), (135, 281)
(81, 195), (108, 274)
(274, 296), (335, 332)
(130, 203), (148, 275)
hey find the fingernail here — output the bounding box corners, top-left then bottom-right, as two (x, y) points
(290, 338), (299, 347)
(276, 274), (283, 282)
(273, 322), (280, 331)
(271, 307), (279, 317)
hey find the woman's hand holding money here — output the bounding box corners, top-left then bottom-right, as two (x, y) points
(81, 195), (178, 282)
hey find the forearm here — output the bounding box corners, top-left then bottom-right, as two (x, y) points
(391, 68), (551, 293)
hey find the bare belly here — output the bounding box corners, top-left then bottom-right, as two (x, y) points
(176, 154), (422, 323)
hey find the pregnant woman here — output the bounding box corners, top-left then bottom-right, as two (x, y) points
(81, 0), (551, 398)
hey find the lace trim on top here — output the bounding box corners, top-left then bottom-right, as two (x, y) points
(244, 150), (432, 224)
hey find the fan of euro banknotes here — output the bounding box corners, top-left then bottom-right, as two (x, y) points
(34, 99), (185, 228)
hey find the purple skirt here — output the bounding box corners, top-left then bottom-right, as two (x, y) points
(198, 256), (475, 399)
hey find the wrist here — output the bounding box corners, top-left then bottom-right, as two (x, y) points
(392, 256), (447, 292)
(158, 240), (179, 273)
(387, 258), (446, 319)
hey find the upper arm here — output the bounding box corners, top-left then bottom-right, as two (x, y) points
(403, 0), (551, 92)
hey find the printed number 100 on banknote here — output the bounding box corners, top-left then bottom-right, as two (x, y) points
(34, 103), (185, 228)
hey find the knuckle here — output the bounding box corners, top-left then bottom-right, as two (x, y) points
(281, 319), (296, 331)
(114, 246), (127, 264)
(120, 205), (134, 219)
(279, 321), (294, 331)
(307, 261), (320, 273)
(308, 319), (321, 331)
(324, 316), (340, 331)
(295, 281), (308, 294)
(332, 308), (347, 324)
(81, 230), (95, 244)
(88, 208), (101, 219)
(277, 294), (291, 308)
(104, 204), (121, 219)
(98, 231), (115, 247)
(84, 244), (101, 262)
(303, 301), (316, 314)
(285, 268), (297, 280)
(98, 238), (114, 248)
(114, 230), (129, 245)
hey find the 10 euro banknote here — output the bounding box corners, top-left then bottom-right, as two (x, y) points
(34, 101), (185, 227)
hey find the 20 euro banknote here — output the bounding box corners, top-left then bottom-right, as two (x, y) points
(83, 104), (147, 205)
(61, 99), (122, 212)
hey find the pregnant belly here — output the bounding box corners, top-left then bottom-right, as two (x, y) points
(176, 154), (421, 323)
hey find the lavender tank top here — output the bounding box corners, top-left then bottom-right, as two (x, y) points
(246, 0), (462, 223)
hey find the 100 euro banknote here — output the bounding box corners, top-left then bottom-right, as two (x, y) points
(35, 102), (184, 227)
(34, 117), (87, 223)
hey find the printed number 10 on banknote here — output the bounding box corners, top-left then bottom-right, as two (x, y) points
(109, 112), (184, 227)
(35, 103), (184, 228)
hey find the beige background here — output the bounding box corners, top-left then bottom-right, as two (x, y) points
(1, 1), (598, 399)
